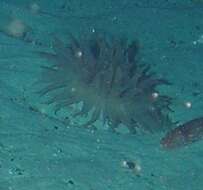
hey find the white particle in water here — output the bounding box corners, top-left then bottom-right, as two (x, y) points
(76, 50), (83, 58)
(185, 101), (192, 108)
(30, 3), (40, 14)
(152, 92), (159, 99)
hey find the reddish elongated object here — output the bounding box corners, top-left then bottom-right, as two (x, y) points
(161, 117), (203, 149)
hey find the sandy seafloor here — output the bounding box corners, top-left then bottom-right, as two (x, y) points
(0, 0), (203, 189)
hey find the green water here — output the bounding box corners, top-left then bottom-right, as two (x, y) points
(0, 0), (203, 189)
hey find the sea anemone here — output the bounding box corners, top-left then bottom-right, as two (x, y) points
(38, 32), (173, 133)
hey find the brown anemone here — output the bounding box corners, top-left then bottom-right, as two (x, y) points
(38, 32), (173, 133)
